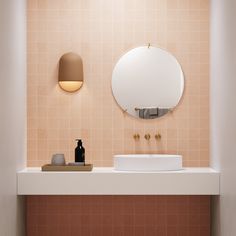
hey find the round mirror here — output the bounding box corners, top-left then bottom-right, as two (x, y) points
(111, 46), (184, 119)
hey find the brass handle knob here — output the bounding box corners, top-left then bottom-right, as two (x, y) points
(133, 134), (140, 140)
(144, 134), (151, 140)
(155, 133), (162, 140)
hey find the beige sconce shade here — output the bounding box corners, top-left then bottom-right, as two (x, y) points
(58, 52), (83, 92)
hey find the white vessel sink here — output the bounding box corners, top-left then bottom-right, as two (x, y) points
(114, 154), (183, 171)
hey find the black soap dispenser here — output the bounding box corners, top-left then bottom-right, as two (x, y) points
(75, 139), (85, 165)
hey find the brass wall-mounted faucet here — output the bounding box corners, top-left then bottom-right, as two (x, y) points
(155, 133), (162, 140)
(133, 134), (140, 140)
(144, 133), (151, 140)
(133, 132), (161, 141)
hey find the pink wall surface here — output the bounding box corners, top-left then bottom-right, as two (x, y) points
(27, 0), (209, 167)
(27, 195), (210, 236)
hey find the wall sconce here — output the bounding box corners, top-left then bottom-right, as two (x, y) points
(58, 52), (83, 92)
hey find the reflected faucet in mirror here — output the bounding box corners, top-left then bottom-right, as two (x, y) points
(135, 107), (169, 119)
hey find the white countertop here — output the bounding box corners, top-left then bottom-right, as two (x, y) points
(17, 167), (220, 195)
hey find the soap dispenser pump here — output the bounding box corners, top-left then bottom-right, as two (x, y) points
(75, 139), (85, 165)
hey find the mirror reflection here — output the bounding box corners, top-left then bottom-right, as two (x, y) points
(111, 46), (184, 119)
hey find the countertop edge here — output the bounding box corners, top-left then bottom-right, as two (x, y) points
(17, 167), (220, 195)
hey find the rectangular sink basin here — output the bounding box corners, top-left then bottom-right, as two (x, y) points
(114, 154), (182, 171)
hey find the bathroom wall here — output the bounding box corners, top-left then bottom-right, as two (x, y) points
(27, 195), (211, 236)
(27, 0), (210, 167)
(0, 0), (26, 235)
(211, 0), (236, 235)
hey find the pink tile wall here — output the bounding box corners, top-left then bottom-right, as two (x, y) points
(27, 0), (209, 167)
(26, 195), (211, 236)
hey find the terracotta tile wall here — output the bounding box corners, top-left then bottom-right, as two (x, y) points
(27, 0), (209, 167)
(27, 195), (211, 236)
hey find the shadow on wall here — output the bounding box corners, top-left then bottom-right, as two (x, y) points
(211, 196), (220, 236)
(16, 196), (25, 235)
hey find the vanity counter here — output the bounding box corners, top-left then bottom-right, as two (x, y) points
(17, 167), (220, 195)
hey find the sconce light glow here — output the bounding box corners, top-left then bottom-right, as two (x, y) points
(58, 52), (83, 92)
(58, 81), (83, 92)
